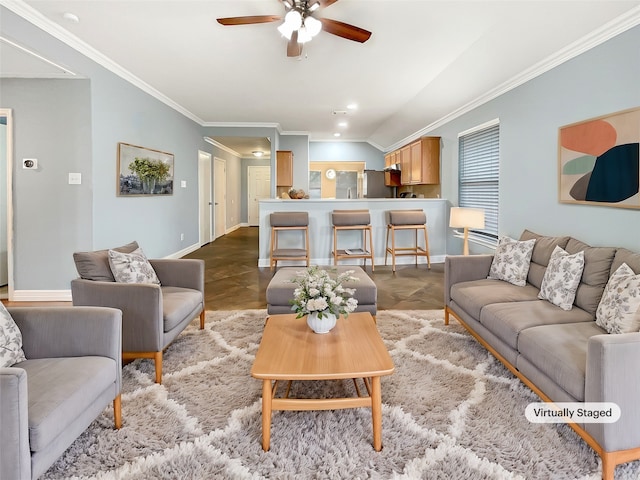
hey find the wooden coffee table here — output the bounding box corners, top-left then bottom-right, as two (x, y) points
(251, 312), (394, 451)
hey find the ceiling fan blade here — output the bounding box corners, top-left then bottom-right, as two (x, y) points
(287, 31), (303, 57)
(318, 0), (340, 7)
(319, 18), (371, 43)
(217, 15), (281, 26)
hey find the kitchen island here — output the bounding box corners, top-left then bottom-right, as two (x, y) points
(258, 198), (448, 268)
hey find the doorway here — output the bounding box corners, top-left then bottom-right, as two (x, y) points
(213, 157), (226, 240)
(247, 165), (271, 226)
(198, 150), (212, 246)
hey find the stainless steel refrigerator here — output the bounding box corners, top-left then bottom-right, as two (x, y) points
(362, 170), (393, 198)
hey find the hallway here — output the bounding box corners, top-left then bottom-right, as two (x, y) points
(184, 227), (445, 311)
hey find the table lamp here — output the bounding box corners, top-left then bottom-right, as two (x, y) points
(449, 207), (485, 255)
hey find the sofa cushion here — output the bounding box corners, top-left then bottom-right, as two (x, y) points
(18, 356), (117, 452)
(108, 247), (160, 285)
(565, 238), (616, 316)
(517, 321), (607, 401)
(537, 246), (584, 311)
(450, 279), (539, 319)
(596, 263), (640, 334)
(611, 248), (640, 275)
(519, 230), (570, 289)
(162, 286), (204, 331)
(73, 241), (139, 282)
(0, 302), (26, 367)
(480, 300), (593, 350)
(488, 236), (536, 286)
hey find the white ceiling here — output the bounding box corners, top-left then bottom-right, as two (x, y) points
(4, 1), (640, 151)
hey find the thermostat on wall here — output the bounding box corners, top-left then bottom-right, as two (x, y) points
(23, 158), (38, 169)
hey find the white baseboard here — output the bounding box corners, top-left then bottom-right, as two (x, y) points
(165, 242), (201, 259)
(12, 290), (72, 302)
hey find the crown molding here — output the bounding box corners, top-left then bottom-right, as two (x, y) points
(202, 121), (281, 130)
(1, 0), (205, 125)
(203, 137), (242, 157)
(386, 5), (640, 153)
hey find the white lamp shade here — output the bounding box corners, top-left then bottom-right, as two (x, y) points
(277, 22), (294, 40)
(284, 10), (302, 29)
(297, 26), (312, 43)
(449, 207), (485, 229)
(305, 16), (322, 37)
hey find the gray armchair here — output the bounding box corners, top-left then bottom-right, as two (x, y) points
(71, 246), (205, 384)
(0, 306), (122, 480)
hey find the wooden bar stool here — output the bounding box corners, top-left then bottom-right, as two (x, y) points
(269, 212), (310, 271)
(385, 209), (431, 272)
(331, 209), (375, 271)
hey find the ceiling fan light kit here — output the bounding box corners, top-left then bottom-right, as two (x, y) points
(217, 0), (371, 58)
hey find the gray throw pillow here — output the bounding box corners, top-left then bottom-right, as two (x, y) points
(73, 241), (139, 281)
(108, 247), (160, 285)
(0, 302), (26, 368)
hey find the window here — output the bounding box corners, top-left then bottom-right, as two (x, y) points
(458, 120), (499, 244)
(308, 171), (322, 199)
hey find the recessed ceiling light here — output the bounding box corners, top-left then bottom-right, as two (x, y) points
(63, 12), (80, 23)
(334, 132), (341, 137)
(252, 151), (264, 157)
(346, 103), (358, 110)
(338, 121), (348, 127)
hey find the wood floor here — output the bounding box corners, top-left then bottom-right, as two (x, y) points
(184, 227), (444, 311)
(3, 227), (445, 311)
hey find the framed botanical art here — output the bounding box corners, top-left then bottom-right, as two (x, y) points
(558, 107), (640, 209)
(117, 142), (174, 196)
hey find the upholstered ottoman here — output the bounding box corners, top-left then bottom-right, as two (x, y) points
(266, 266), (377, 316)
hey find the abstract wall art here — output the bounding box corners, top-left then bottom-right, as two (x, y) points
(558, 107), (640, 209)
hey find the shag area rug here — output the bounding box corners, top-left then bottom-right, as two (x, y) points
(42, 310), (640, 480)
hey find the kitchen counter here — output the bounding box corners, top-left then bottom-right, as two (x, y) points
(258, 198), (448, 268)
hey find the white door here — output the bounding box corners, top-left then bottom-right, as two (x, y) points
(198, 151), (212, 246)
(213, 158), (226, 240)
(248, 165), (271, 226)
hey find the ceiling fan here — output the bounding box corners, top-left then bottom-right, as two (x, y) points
(217, 0), (371, 57)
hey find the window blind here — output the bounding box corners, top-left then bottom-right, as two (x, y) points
(458, 123), (499, 241)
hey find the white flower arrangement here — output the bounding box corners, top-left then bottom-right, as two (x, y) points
(290, 266), (358, 319)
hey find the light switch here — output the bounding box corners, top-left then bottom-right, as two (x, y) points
(181, 180), (187, 188)
(68, 173), (82, 184)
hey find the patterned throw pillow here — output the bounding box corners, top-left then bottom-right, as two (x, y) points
(108, 247), (161, 285)
(0, 302), (27, 368)
(488, 236), (536, 287)
(596, 263), (640, 334)
(538, 245), (585, 311)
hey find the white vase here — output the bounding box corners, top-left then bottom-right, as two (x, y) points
(306, 311), (337, 334)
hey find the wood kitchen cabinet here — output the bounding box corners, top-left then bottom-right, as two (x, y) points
(386, 136), (440, 185)
(276, 150), (293, 187)
(400, 145), (412, 185)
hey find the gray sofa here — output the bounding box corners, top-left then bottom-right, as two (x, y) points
(445, 230), (640, 480)
(0, 306), (122, 480)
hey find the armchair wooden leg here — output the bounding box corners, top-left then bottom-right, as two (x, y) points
(154, 351), (163, 384)
(200, 310), (205, 330)
(113, 394), (122, 429)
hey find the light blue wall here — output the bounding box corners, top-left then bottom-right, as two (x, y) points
(310, 141), (385, 170)
(1, 78), (93, 289)
(1, 7), (207, 291)
(436, 25), (640, 253)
